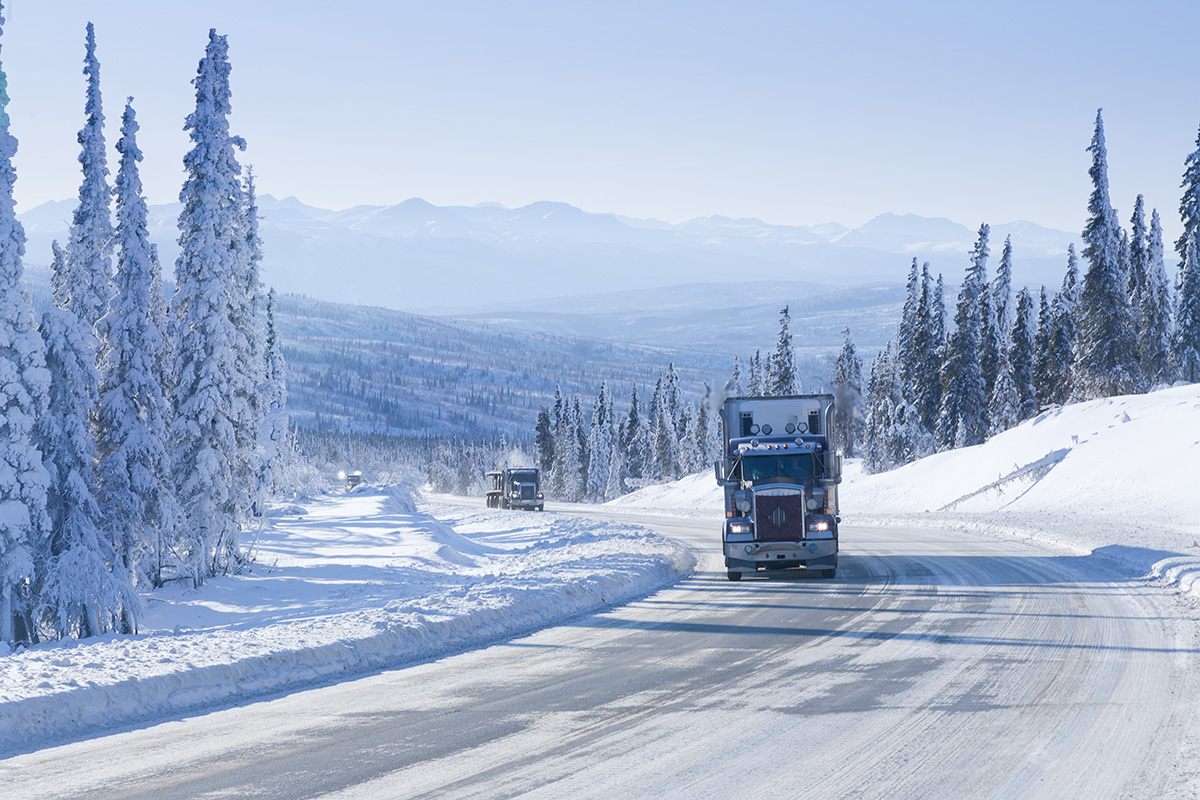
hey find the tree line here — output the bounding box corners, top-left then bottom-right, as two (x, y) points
(531, 365), (718, 502)
(0, 16), (288, 646)
(858, 109), (1200, 473)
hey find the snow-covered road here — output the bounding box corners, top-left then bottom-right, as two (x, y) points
(6, 507), (1198, 799)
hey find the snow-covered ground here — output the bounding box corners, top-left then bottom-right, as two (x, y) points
(607, 382), (1200, 598)
(6, 382), (1200, 754)
(0, 485), (691, 752)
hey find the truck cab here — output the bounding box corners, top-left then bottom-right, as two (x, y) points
(716, 395), (842, 580)
(486, 467), (544, 511)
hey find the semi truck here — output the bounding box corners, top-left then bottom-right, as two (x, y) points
(715, 394), (842, 581)
(486, 467), (544, 511)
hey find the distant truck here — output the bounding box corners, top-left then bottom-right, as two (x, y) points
(715, 394), (842, 581)
(486, 467), (544, 511)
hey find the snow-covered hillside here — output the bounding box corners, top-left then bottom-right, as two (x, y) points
(609, 383), (1200, 592)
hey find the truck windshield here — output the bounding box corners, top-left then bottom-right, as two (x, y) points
(742, 454), (815, 482)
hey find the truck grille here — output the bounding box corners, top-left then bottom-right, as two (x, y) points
(519, 485), (535, 500)
(755, 494), (806, 542)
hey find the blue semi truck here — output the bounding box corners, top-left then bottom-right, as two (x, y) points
(715, 394), (842, 581)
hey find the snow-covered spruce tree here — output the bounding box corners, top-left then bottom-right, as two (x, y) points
(0, 12), (52, 644)
(911, 265), (938, 440)
(1177, 121), (1200, 266)
(1008, 287), (1038, 422)
(236, 166), (268, 519)
(170, 30), (252, 580)
(36, 243), (137, 639)
(642, 377), (664, 482)
(898, 258), (921, 388)
(1033, 286), (1052, 408)
(63, 23), (114, 332)
(1140, 210), (1175, 386)
(938, 224), (990, 449)
(605, 427), (626, 499)
(695, 382), (716, 467)
(769, 306), (798, 395)
(979, 281), (999, 407)
(96, 99), (177, 591)
(677, 401), (698, 474)
(1044, 245), (1081, 405)
(585, 382), (613, 501)
(573, 395), (589, 492)
(1073, 110), (1143, 399)
(729, 356), (743, 396)
(918, 269), (946, 437)
(1128, 195), (1149, 303)
(987, 343), (1019, 438)
(863, 343), (920, 472)
(831, 327), (863, 457)
(1171, 230), (1200, 382)
(621, 384), (644, 482)
(534, 406), (555, 474)
(862, 349), (890, 473)
(747, 350), (763, 395)
(653, 379), (680, 481)
(258, 288), (288, 495)
(993, 235), (1015, 344)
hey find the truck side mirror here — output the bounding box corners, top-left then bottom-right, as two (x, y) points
(713, 459), (725, 483)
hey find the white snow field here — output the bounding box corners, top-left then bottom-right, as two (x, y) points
(609, 382), (1200, 598)
(3, 382), (1200, 760)
(0, 484), (692, 751)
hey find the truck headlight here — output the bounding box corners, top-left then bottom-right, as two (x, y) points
(808, 520), (830, 532)
(729, 522), (752, 534)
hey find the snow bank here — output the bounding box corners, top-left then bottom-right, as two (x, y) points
(608, 383), (1200, 595)
(0, 487), (691, 753)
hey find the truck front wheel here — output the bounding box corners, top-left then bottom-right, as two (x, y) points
(727, 571), (742, 582)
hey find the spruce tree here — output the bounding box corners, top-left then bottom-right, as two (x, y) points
(1033, 285), (1053, 408)
(170, 30), (250, 580)
(1171, 230), (1200, 382)
(770, 306), (798, 395)
(258, 288), (288, 496)
(938, 224), (990, 448)
(993, 235), (1015, 343)
(747, 350), (763, 395)
(1008, 287), (1038, 422)
(1140, 209), (1175, 386)
(729, 356), (742, 395)
(0, 12), (52, 644)
(63, 22), (114, 332)
(235, 166), (268, 520)
(622, 384), (643, 481)
(95, 98), (177, 596)
(1177, 121), (1200, 265)
(586, 382), (613, 501)
(1128, 195), (1149, 302)
(37, 251), (136, 639)
(534, 407), (555, 474)
(831, 327), (863, 457)
(1045, 245), (1081, 405)
(1073, 109), (1143, 399)
(898, 258), (921, 387)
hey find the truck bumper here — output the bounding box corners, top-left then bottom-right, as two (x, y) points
(724, 539), (837, 571)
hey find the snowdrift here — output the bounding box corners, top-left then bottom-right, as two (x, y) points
(0, 487), (692, 754)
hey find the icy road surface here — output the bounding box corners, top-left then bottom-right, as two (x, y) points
(5, 507), (1200, 799)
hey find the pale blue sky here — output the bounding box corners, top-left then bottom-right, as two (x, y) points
(3, 0), (1198, 246)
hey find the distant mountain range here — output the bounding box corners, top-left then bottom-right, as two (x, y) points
(18, 196), (1078, 315)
